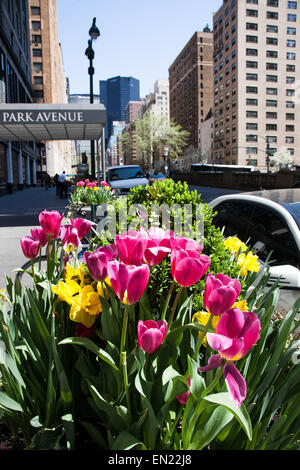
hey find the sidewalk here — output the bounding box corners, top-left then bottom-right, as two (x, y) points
(0, 186), (69, 289)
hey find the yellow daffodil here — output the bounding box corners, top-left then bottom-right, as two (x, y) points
(65, 262), (85, 287)
(192, 311), (220, 347)
(0, 289), (9, 303)
(237, 251), (260, 277)
(69, 285), (102, 328)
(52, 280), (81, 304)
(224, 236), (248, 254)
(232, 299), (249, 311)
(93, 186), (99, 191)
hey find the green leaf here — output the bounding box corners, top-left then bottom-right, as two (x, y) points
(0, 391), (23, 412)
(162, 365), (181, 386)
(59, 337), (119, 371)
(189, 404), (233, 450)
(204, 392), (253, 441)
(111, 431), (146, 450)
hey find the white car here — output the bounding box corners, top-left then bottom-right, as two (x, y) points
(107, 165), (149, 195)
(209, 188), (300, 312)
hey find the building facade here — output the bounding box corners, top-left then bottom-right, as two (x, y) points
(28, 0), (76, 178)
(0, 0), (38, 192)
(140, 79), (170, 120)
(125, 100), (144, 124)
(99, 76), (140, 144)
(213, 0), (300, 169)
(169, 28), (214, 149)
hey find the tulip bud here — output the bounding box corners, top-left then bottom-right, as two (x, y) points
(137, 320), (167, 354)
(39, 210), (64, 240)
(60, 225), (81, 253)
(20, 236), (40, 259)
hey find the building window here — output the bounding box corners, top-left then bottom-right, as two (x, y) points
(286, 101), (295, 108)
(266, 50), (278, 57)
(266, 63), (278, 70)
(246, 86), (258, 93)
(246, 134), (258, 142)
(266, 87), (277, 94)
(267, 11), (278, 19)
(246, 48), (258, 55)
(246, 147), (258, 154)
(287, 52), (296, 59)
(32, 48), (42, 57)
(286, 113), (295, 119)
(246, 110), (258, 117)
(287, 27), (296, 34)
(246, 122), (258, 129)
(247, 98), (258, 105)
(246, 60), (258, 68)
(287, 89), (295, 96)
(246, 72), (258, 80)
(31, 6), (40, 15)
(288, 1), (297, 8)
(33, 76), (43, 85)
(33, 62), (42, 73)
(267, 24), (278, 32)
(247, 23), (258, 30)
(266, 123), (277, 130)
(267, 75), (278, 82)
(247, 0), (258, 3)
(287, 39), (296, 47)
(267, 0), (278, 5)
(246, 9), (258, 16)
(266, 99), (277, 106)
(286, 136), (295, 143)
(286, 124), (295, 131)
(287, 76), (295, 83)
(32, 34), (41, 45)
(266, 112), (277, 118)
(266, 37), (278, 45)
(31, 21), (41, 31)
(288, 13), (297, 21)
(34, 90), (43, 99)
(246, 35), (258, 42)
(286, 64), (296, 71)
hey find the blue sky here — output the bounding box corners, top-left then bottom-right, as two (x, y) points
(57, 0), (222, 98)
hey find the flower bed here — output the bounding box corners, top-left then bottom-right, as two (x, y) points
(0, 185), (300, 451)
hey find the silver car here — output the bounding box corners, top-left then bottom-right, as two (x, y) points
(107, 165), (149, 195)
(209, 188), (300, 311)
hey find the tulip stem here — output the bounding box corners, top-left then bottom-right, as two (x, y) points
(121, 351), (131, 415)
(31, 259), (36, 283)
(38, 248), (41, 271)
(168, 286), (183, 329)
(193, 313), (212, 360)
(120, 304), (129, 365)
(165, 404), (183, 443)
(120, 305), (131, 414)
(161, 281), (175, 322)
(202, 365), (224, 397)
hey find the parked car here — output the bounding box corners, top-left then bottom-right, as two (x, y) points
(149, 173), (166, 184)
(209, 188), (300, 311)
(106, 165), (149, 195)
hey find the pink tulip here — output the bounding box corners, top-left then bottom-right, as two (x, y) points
(100, 181), (110, 187)
(137, 320), (167, 354)
(199, 308), (261, 407)
(39, 210), (64, 240)
(115, 230), (148, 266)
(20, 236), (40, 259)
(143, 227), (173, 266)
(83, 243), (118, 282)
(170, 235), (203, 253)
(60, 225), (81, 253)
(204, 273), (241, 316)
(30, 227), (48, 248)
(70, 218), (94, 240)
(171, 248), (210, 287)
(95, 243), (118, 260)
(76, 181), (85, 187)
(107, 260), (150, 305)
(176, 377), (191, 404)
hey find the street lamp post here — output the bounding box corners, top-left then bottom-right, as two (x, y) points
(85, 18), (100, 179)
(163, 145), (169, 177)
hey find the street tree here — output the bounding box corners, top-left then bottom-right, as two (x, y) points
(270, 146), (294, 170)
(122, 113), (190, 170)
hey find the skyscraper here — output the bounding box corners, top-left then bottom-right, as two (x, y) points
(213, 0), (300, 169)
(99, 76), (140, 144)
(169, 28), (214, 149)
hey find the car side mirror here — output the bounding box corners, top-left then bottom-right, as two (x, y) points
(269, 265), (300, 288)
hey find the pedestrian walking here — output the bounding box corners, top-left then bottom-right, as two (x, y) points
(44, 173), (51, 190)
(58, 171), (67, 199)
(53, 173), (59, 196)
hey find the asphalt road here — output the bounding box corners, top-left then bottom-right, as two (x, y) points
(0, 184), (242, 289)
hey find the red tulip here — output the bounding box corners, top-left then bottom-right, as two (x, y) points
(30, 227), (48, 248)
(107, 260), (150, 305)
(204, 273), (241, 316)
(115, 230), (148, 266)
(20, 236), (40, 259)
(171, 248), (210, 287)
(39, 210), (64, 240)
(137, 320), (167, 353)
(70, 218), (94, 240)
(60, 225), (81, 253)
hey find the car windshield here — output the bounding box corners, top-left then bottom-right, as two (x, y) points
(108, 167), (145, 181)
(282, 202), (300, 229)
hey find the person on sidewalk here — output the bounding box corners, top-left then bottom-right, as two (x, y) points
(44, 173), (51, 191)
(58, 171), (67, 199)
(53, 173), (59, 196)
